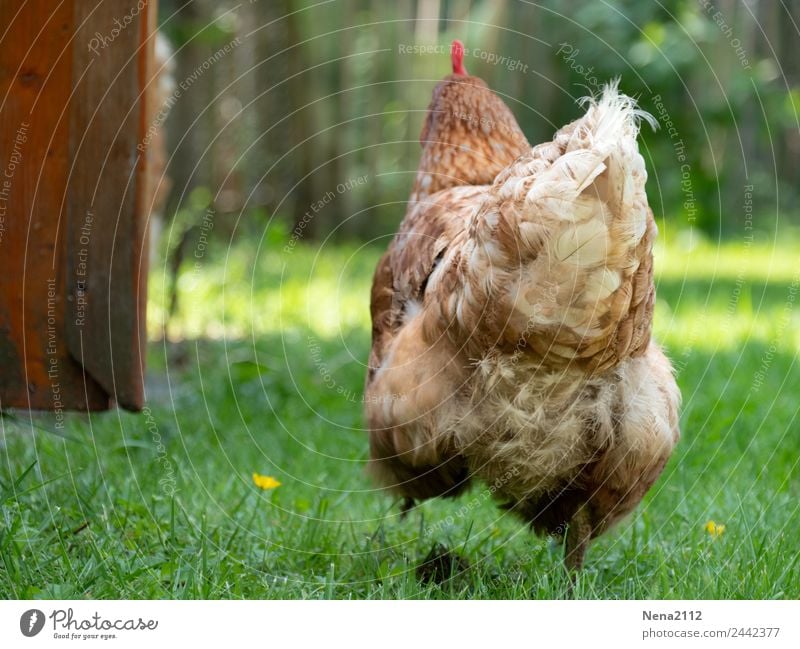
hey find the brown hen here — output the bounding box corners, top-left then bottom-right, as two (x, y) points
(365, 41), (680, 572)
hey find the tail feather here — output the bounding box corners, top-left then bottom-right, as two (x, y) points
(453, 83), (656, 371)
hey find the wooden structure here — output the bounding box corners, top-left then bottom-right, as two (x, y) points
(0, 0), (158, 411)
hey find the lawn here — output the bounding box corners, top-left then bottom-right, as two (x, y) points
(2, 226), (800, 599)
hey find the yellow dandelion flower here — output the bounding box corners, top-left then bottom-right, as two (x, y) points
(704, 520), (725, 538)
(253, 473), (281, 490)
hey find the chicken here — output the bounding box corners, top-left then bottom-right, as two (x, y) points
(365, 40), (681, 572)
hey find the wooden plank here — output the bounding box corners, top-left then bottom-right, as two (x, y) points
(0, 0), (109, 411)
(0, 0), (155, 412)
(65, 0), (155, 411)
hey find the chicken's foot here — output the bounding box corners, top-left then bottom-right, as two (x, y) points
(564, 504), (592, 573)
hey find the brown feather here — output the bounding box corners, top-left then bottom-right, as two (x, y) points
(365, 78), (680, 565)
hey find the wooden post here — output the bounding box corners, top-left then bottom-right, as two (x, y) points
(0, 0), (156, 412)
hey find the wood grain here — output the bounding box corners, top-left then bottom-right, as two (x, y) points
(65, 0), (155, 411)
(0, 0), (155, 412)
(0, 0), (108, 411)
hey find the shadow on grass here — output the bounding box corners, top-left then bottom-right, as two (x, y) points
(2, 274), (799, 598)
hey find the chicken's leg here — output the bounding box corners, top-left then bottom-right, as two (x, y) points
(564, 505), (592, 572)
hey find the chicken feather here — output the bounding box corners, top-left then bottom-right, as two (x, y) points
(366, 51), (680, 571)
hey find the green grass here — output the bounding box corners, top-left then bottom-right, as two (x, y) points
(2, 227), (799, 599)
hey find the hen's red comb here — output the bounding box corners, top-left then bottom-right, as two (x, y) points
(451, 39), (467, 75)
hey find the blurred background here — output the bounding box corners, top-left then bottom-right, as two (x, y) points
(155, 0), (799, 256)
